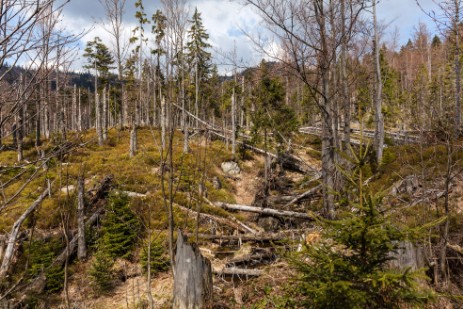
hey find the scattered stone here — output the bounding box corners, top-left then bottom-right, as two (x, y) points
(221, 161), (240, 175)
(212, 176), (222, 189)
(60, 185), (75, 194)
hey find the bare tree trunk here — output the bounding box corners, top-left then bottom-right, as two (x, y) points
(194, 60), (199, 127)
(231, 90), (236, 156)
(0, 187), (50, 279)
(161, 96), (166, 150)
(316, 0), (336, 219)
(182, 61), (188, 154)
(130, 124), (137, 158)
(454, 0), (461, 135)
(77, 175), (86, 260)
(373, 0), (384, 163)
(341, 0), (350, 146)
(78, 87), (82, 132)
(103, 86), (108, 141)
(72, 84), (77, 131)
(17, 74), (24, 162)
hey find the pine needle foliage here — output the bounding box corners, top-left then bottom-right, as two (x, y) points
(140, 237), (170, 277)
(89, 251), (114, 293)
(99, 193), (141, 259)
(292, 145), (434, 308)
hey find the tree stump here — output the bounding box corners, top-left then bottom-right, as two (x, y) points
(173, 230), (213, 309)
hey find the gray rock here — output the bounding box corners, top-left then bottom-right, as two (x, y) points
(221, 161), (240, 175)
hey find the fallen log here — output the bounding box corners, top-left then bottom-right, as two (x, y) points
(213, 267), (262, 277)
(202, 197), (263, 233)
(214, 202), (313, 220)
(283, 184), (322, 208)
(186, 232), (288, 242)
(174, 203), (257, 234)
(227, 250), (275, 265)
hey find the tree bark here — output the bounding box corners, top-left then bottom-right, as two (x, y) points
(173, 230), (213, 309)
(77, 175), (86, 260)
(373, 0), (384, 163)
(161, 96), (166, 150)
(130, 125), (137, 158)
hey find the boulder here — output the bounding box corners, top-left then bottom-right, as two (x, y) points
(221, 161), (240, 175)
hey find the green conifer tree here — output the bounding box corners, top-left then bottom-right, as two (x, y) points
(292, 147), (434, 308)
(99, 194), (140, 259)
(187, 7), (212, 120)
(83, 37), (115, 86)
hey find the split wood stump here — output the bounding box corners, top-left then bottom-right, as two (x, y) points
(173, 230), (213, 309)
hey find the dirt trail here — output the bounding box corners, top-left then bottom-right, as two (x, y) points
(234, 157), (264, 205)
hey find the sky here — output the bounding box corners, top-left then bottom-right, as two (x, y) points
(58, 0), (439, 74)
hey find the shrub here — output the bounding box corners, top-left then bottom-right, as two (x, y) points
(140, 237), (170, 277)
(99, 193), (141, 259)
(291, 147), (434, 308)
(25, 238), (64, 294)
(89, 251), (114, 293)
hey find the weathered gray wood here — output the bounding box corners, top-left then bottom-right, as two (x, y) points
(188, 233), (283, 242)
(175, 203), (257, 234)
(283, 185), (322, 208)
(388, 242), (425, 271)
(129, 126), (137, 157)
(213, 267), (262, 277)
(214, 202), (313, 220)
(173, 230), (213, 309)
(0, 187), (50, 279)
(77, 176), (86, 260)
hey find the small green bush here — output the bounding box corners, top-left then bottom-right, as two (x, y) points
(140, 237), (170, 277)
(89, 251), (114, 293)
(99, 193), (141, 259)
(25, 238), (64, 294)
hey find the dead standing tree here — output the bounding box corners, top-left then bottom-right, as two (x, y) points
(243, 0), (366, 218)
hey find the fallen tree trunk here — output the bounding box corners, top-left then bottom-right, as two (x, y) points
(213, 267), (262, 277)
(173, 230), (213, 309)
(227, 250), (275, 265)
(188, 230), (303, 242)
(283, 185), (322, 208)
(175, 203), (257, 234)
(214, 202), (313, 220)
(0, 187), (50, 279)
